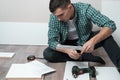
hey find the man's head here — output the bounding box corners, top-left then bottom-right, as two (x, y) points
(49, 0), (74, 22)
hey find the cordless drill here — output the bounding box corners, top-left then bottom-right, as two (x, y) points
(72, 66), (96, 78)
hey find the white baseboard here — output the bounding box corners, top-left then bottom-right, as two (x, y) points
(0, 22), (48, 45)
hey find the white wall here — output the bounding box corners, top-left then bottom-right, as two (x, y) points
(0, 0), (101, 45)
(0, 0), (50, 22)
(1, 0), (120, 46)
(0, 0), (101, 22)
(102, 0), (120, 46)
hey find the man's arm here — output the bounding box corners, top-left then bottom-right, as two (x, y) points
(48, 14), (60, 50)
(80, 4), (116, 54)
(81, 27), (113, 54)
(90, 27), (112, 45)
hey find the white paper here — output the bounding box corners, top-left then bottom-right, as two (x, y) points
(57, 44), (82, 50)
(6, 60), (56, 79)
(0, 52), (15, 58)
(6, 64), (42, 78)
(95, 67), (120, 80)
(63, 61), (89, 80)
(25, 60), (56, 75)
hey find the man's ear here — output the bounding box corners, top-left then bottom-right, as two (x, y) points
(67, 4), (72, 9)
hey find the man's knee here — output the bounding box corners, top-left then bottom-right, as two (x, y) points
(43, 48), (56, 62)
(104, 35), (114, 43)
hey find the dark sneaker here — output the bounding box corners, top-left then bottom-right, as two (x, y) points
(81, 53), (106, 64)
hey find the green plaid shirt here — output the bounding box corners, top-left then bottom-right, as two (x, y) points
(48, 2), (116, 50)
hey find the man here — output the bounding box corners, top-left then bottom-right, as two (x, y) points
(43, 0), (120, 70)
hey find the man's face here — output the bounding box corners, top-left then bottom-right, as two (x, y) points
(54, 5), (73, 22)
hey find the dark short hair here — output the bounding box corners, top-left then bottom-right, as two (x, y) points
(49, 0), (71, 13)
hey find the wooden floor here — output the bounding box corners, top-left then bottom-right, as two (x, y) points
(0, 45), (115, 80)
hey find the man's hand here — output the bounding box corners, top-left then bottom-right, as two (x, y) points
(80, 39), (95, 54)
(65, 49), (81, 60)
(56, 45), (81, 60)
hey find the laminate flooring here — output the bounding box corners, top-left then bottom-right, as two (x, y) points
(0, 45), (115, 80)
